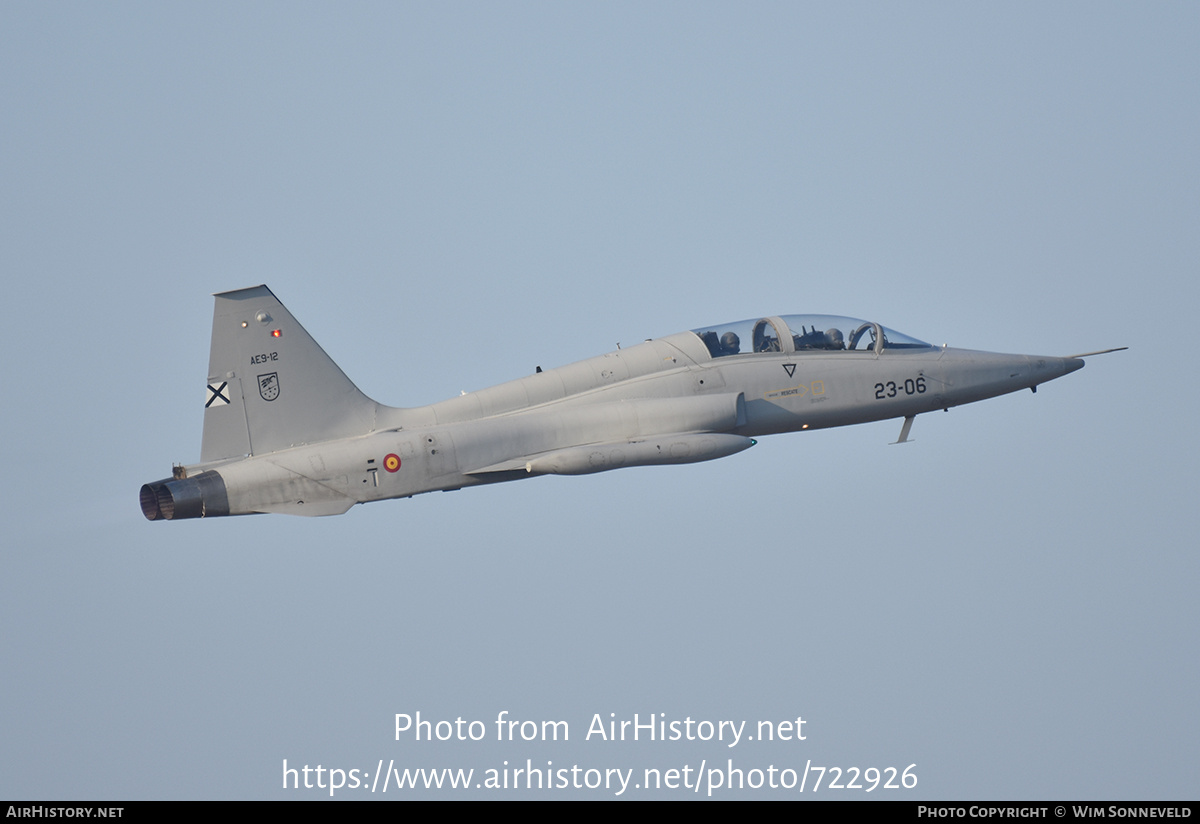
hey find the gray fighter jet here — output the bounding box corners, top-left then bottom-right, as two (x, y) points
(140, 285), (1122, 520)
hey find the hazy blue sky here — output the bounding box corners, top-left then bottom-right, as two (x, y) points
(2, 2), (1196, 799)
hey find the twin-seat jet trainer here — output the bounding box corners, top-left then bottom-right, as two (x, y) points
(140, 286), (1121, 520)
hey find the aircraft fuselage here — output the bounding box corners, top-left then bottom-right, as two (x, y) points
(139, 289), (1090, 520)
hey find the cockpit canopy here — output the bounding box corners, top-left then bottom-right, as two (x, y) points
(691, 314), (934, 359)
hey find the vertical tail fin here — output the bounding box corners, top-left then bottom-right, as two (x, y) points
(200, 285), (381, 461)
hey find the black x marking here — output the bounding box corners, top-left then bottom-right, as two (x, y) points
(206, 382), (230, 408)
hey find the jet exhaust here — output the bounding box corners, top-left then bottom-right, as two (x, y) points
(140, 471), (230, 520)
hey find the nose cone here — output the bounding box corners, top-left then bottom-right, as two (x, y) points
(936, 348), (1088, 407)
(1039, 355), (1084, 381)
(1026, 355), (1084, 391)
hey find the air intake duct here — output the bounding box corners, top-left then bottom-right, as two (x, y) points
(140, 471), (230, 521)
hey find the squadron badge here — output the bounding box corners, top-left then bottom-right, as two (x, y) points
(257, 372), (280, 402)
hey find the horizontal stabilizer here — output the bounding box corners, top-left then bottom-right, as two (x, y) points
(465, 457), (532, 475)
(253, 498), (356, 517)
